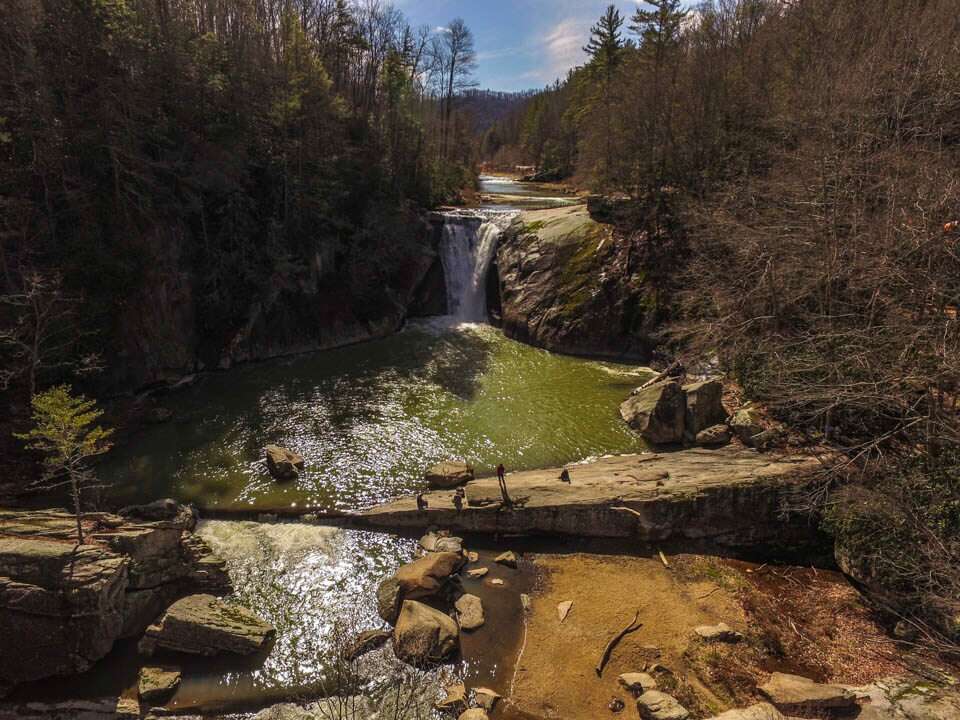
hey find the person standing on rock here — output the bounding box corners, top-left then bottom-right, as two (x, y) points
(453, 487), (465, 513)
(496, 463), (513, 508)
(416, 493), (428, 511)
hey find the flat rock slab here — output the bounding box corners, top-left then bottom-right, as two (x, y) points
(139, 594), (274, 657)
(354, 447), (820, 543)
(758, 673), (857, 713)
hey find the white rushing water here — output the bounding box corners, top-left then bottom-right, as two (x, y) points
(439, 210), (515, 323)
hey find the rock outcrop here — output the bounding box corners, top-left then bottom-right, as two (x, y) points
(392, 600), (459, 666)
(139, 593), (274, 657)
(496, 206), (661, 360)
(683, 379), (727, 439)
(138, 666), (181, 703)
(0, 505), (230, 694)
(425, 462), (474, 490)
(376, 551), (464, 625)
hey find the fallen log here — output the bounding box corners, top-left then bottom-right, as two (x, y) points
(595, 610), (642, 677)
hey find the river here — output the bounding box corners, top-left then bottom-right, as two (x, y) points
(68, 177), (649, 715)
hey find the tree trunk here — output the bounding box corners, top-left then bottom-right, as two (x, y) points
(70, 470), (84, 545)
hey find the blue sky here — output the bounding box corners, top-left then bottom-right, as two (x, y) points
(394, 1), (680, 92)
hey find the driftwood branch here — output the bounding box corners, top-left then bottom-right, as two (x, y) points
(595, 610), (642, 677)
(637, 362), (681, 391)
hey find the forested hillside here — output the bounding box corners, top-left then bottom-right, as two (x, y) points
(488, 0), (960, 649)
(1, 0), (479, 394)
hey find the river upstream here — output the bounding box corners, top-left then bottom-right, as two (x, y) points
(28, 178), (649, 715)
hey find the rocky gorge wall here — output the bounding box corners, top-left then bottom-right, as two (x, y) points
(494, 203), (669, 362)
(103, 211), (447, 394)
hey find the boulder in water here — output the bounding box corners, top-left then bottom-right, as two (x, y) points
(139, 594), (274, 657)
(425, 461), (474, 489)
(392, 600), (459, 666)
(495, 551), (518, 568)
(376, 576), (403, 625)
(419, 531), (464, 554)
(705, 704), (785, 720)
(620, 382), (686, 445)
(345, 629), (391, 661)
(393, 551), (465, 599)
(138, 666), (181, 703)
(454, 593), (485, 631)
(265, 445), (305, 481)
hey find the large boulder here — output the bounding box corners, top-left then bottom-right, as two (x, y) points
(425, 461), (474, 490)
(139, 594), (274, 657)
(620, 382), (686, 444)
(376, 577), (403, 625)
(683, 379), (726, 438)
(393, 552), (465, 600)
(344, 629), (391, 661)
(265, 445), (305, 481)
(729, 406), (765, 447)
(392, 600), (459, 666)
(758, 673), (856, 714)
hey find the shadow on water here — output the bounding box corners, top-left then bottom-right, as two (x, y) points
(100, 323), (646, 512)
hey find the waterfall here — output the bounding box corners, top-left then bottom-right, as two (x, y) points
(439, 210), (512, 323)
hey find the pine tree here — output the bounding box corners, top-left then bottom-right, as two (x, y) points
(630, 0), (687, 61)
(583, 5), (625, 70)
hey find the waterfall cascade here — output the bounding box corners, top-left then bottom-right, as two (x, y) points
(439, 210), (515, 323)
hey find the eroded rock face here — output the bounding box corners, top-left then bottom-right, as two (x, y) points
(620, 382), (686, 444)
(758, 673), (856, 713)
(139, 594), (274, 657)
(425, 462), (474, 490)
(265, 445), (305, 480)
(392, 600), (459, 666)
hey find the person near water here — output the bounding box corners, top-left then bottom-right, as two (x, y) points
(559, 468), (571, 483)
(453, 488), (465, 512)
(496, 463), (512, 508)
(416, 493), (427, 511)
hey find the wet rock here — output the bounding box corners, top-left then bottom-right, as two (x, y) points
(490, 578), (504, 586)
(683, 379), (726, 438)
(118, 498), (185, 523)
(122, 587), (178, 638)
(392, 600), (459, 666)
(758, 673), (856, 713)
(179, 533), (232, 593)
(620, 382), (686, 445)
(436, 683), (467, 712)
(466, 551), (479, 563)
(619, 673), (657, 695)
(458, 710), (489, 720)
(706, 703), (785, 720)
(694, 623), (744, 643)
(696, 425), (732, 447)
(466, 567), (489, 579)
(376, 577), (403, 625)
(345, 629), (391, 661)
(139, 594), (275, 657)
(419, 531), (464, 554)
(495, 551), (518, 568)
(455, 593), (485, 631)
(265, 445), (305, 481)
(637, 691), (690, 720)
(425, 461), (474, 490)
(138, 666), (181, 703)
(474, 688), (501, 712)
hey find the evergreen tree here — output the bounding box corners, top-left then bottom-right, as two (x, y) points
(583, 5), (626, 70)
(630, 0), (687, 59)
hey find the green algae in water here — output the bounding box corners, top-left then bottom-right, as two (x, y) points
(103, 323), (649, 510)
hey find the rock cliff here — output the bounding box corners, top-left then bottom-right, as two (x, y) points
(0, 503), (230, 695)
(495, 204), (666, 361)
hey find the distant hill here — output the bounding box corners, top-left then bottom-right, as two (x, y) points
(457, 89), (536, 133)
